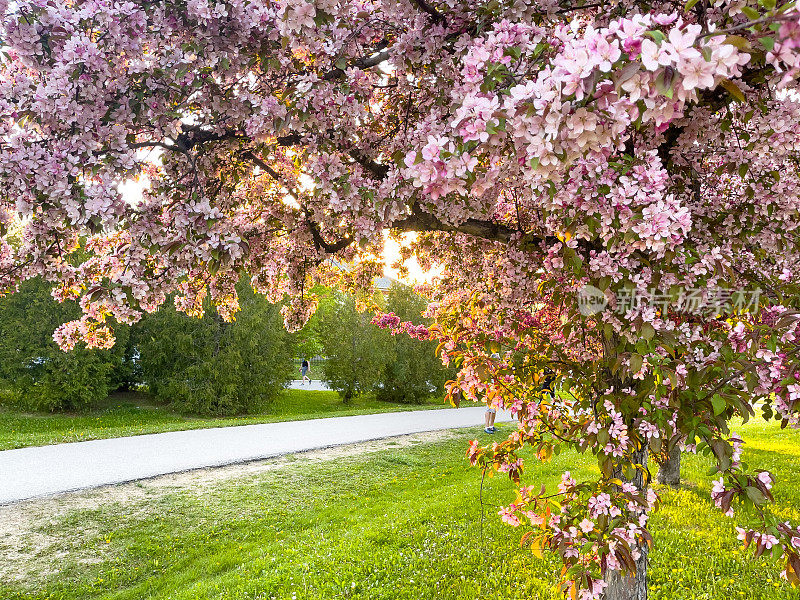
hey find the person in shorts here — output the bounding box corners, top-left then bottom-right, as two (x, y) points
(484, 405), (497, 434)
(485, 351), (501, 433)
(300, 358), (311, 385)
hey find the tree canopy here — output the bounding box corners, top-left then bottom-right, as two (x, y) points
(2, 1), (800, 597)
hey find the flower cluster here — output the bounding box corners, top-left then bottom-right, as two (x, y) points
(371, 310), (430, 340)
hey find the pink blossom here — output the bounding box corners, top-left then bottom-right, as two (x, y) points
(579, 518), (595, 533)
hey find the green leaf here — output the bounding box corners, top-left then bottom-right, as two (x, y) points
(741, 6), (760, 19)
(641, 323), (655, 341)
(684, 0), (700, 10)
(745, 486), (766, 505)
(654, 68), (674, 97)
(738, 162), (749, 178)
(630, 353), (644, 373)
(721, 79), (746, 103)
(759, 36), (775, 51)
(563, 247), (582, 271)
(724, 35), (751, 50)
(711, 394), (726, 416)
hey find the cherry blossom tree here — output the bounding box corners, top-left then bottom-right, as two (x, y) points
(2, 0), (800, 598)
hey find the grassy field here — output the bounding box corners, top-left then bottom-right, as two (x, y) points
(1, 420), (798, 600)
(0, 389), (447, 451)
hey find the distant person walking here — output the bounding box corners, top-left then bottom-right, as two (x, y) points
(300, 358), (311, 385)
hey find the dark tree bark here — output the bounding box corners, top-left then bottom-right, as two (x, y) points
(656, 440), (681, 488)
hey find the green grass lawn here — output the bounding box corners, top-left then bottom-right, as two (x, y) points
(0, 390), (448, 451)
(1, 420), (798, 600)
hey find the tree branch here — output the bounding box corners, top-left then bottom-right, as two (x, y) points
(391, 204), (518, 244)
(349, 150), (390, 179)
(242, 151), (301, 201)
(408, 0), (446, 25)
(323, 49), (391, 81)
(243, 151), (353, 254)
(657, 65), (769, 166)
(173, 127), (302, 151)
(175, 127), (246, 150)
(307, 222), (353, 254)
(391, 203), (604, 256)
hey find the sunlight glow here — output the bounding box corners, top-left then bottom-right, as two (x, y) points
(383, 233), (442, 284)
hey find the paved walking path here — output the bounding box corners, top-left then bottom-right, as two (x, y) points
(0, 406), (512, 505)
(288, 379), (331, 391)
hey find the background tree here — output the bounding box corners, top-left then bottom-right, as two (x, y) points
(291, 285), (329, 363)
(0, 277), (124, 411)
(375, 283), (455, 404)
(134, 279), (294, 415)
(316, 291), (391, 402)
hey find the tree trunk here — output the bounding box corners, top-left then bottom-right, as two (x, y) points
(656, 441), (681, 488)
(604, 446), (649, 600)
(600, 331), (649, 600)
(605, 544), (648, 600)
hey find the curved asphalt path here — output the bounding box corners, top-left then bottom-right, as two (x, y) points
(0, 406), (512, 505)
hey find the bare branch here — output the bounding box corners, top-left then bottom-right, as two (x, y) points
(349, 150), (390, 179)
